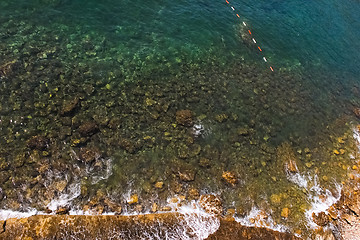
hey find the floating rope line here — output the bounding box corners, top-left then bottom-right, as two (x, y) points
(224, 0), (274, 72)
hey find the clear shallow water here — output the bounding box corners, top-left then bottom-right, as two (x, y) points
(0, 0), (360, 238)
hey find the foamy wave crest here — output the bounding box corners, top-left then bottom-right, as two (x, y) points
(304, 178), (341, 229)
(353, 126), (360, 150)
(177, 203), (220, 239)
(47, 182), (81, 212)
(286, 169), (342, 229)
(113, 203), (220, 240)
(88, 158), (113, 184)
(0, 209), (38, 221)
(234, 206), (288, 233)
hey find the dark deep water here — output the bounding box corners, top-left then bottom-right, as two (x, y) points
(0, 0), (360, 238)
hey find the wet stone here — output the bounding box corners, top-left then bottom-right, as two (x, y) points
(56, 206), (70, 215)
(27, 136), (49, 150)
(154, 181), (164, 189)
(78, 121), (99, 136)
(178, 168), (196, 182)
(187, 188), (200, 200)
(199, 194), (223, 216)
(353, 107), (360, 119)
(222, 171), (237, 186)
(199, 157), (211, 168)
(0, 60), (17, 79)
(160, 206), (172, 211)
(142, 181), (152, 193)
(312, 212), (329, 226)
(151, 202), (158, 213)
(270, 194), (281, 205)
(54, 180), (67, 193)
(60, 97), (79, 115)
(127, 194), (138, 205)
(286, 159), (299, 173)
(176, 109), (194, 127)
(119, 138), (141, 154)
(79, 147), (100, 164)
(0, 157), (10, 171)
(237, 127), (250, 136)
(281, 208), (290, 218)
(104, 198), (122, 214)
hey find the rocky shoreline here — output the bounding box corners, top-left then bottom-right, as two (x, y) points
(0, 183), (359, 240)
(0, 213), (300, 240)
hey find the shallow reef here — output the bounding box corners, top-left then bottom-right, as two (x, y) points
(1, 2), (360, 238)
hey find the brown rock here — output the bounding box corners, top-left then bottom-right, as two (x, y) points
(135, 204), (143, 213)
(222, 171), (237, 186)
(104, 198), (122, 214)
(170, 180), (182, 193)
(199, 157), (211, 168)
(286, 159), (299, 173)
(353, 107), (360, 118)
(281, 208), (290, 218)
(154, 181), (164, 189)
(61, 97), (79, 115)
(44, 208), (52, 214)
(150, 203), (158, 213)
(27, 136), (49, 150)
(237, 127), (250, 136)
(79, 147), (100, 163)
(127, 194), (138, 205)
(312, 212), (329, 226)
(198, 194), (223, 216)
(178, 169), (196, 182)
(187, 188), (200, 200)
(55, 207), (70, 215)
(94, 205), (104, 215)
(78, 121), (99, 136)
(119, 138), (141, 154)
(54, 180), (67, 193)
(160, 206), (172, 211)
(277, 142), (300, 174)
(176, 110), (194, 127)
(0, 60), (17, 79)
(270, 194), (281, 205)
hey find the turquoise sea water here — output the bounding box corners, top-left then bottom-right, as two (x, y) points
(1, 0), (360, 237)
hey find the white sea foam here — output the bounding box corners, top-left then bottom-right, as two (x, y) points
(304, 181), (341, 229)
(88, 158), (113, 184)
(286, 167), (342, 230)
(47, 182), (81, 212)
(353, 126), (360, 150)
(234, 206), (289, 233)
(0, 209), (38, 221)
(176, 203), (220, 240)
(192, 123), (205, 138)
(286, 170), (309, 189)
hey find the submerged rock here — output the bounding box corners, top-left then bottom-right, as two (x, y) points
(0, 60), (17, 79)
(60, 97), (79, 115)
(127, 194), (138, 205)
(178, 168), (196, 182)
(222, 171), (237, 186)
(55, 206), (70, 215)
(79, 147), (100, 163)
(176, 110), (194, 127)
(353, 107), (360, 119)
(199, 194), (223, 216)
(312, 212), (329, 226)
(27, 136), (49, 150)
(78, 121), (99, 136)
